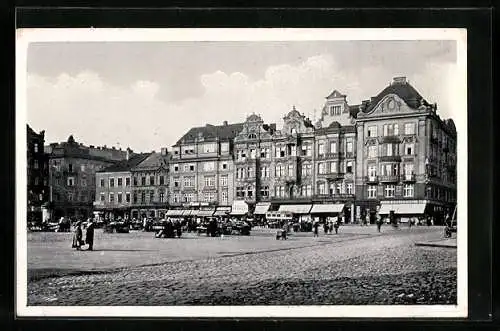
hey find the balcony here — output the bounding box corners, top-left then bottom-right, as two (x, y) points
(284, 176), (297, 184)
(381, 135), (401, 144)
(400, 174), (416, 182)
(365, 176), (379, 183)
(379, 155), (402, 162)
(379, 175), (400, 183)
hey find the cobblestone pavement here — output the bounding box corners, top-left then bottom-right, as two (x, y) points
(27, 226), (456, 305)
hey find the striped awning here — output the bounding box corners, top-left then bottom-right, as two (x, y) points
(166, 209), (183, 216)
(254, 203), (271, 215)
(378, 202), (427, 215)
(182, 210), (196, 216)
(196, 209), (215, 217)
(278, 204), (312, 214)
(310, 204), (345, 214)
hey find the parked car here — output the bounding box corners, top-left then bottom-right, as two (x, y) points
(104, 221), (130, 233)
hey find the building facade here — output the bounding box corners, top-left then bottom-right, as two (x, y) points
(169, 122), (243, 212)
(45, 135), (130, 220)
(27, 125), (50, 223)
(93, 153), (151, 221)
(170, 76), (457, 223)
(130, 150), (170, 220)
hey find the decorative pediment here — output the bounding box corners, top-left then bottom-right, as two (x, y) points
(364, 94), (416, 116)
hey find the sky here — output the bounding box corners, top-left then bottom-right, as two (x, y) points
(26, 40), (459, 152)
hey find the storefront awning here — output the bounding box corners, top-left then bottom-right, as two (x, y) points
(230, 201), (248, 215)
(310, 204), (344, 214)
(254, 203), (271, 215)
(166, 209), (183, 216)
(278, 204), (312, 214)
(182, 209), (196, 216)
(378, 202), (427, 215)
(213, 207), (231, 216)
(196, 209), (215, 217)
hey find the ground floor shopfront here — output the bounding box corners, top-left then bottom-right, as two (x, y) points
(51, 202), (93, 220)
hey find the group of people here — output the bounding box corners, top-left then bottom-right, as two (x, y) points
(155, 218), (183, 238)
(71, 218), (95, 251)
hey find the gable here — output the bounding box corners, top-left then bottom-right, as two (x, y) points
(363, 94), (424, 117)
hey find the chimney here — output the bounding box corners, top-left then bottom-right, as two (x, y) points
(89, 145), (94, 148)
(161, 147), (168, 155)
(392, 76), (407, 84)
(126, 148), (130, 161)
(223, 120), (228, 126)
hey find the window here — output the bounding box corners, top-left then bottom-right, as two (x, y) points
(67, 177), (75, 187)
(260, 185), (269, 198)
(189, 164), (195, 171)
(368, 145), (377, 158)
(405, 143), (414, 155)
(318, 163), (326, 174)
(149, 176), (155, 185)
(289, 145), (297, 156)
(173, 177), (180, 188)
(301, 144), (312, 156)
(221, 191), (228, 203)
(133, 193), (138, 203)
(382, 163), (399, 176)
(260, 166), (269, 178)
(237, 150), (247, 161)
(141, 177), (146, 185)
(404, 123), (415, 135)
(288, 164), (294, 177)
(203, 143), (216, 153)
(318, 143), (325, 156)
(250, 149), (256, 159)
(236, 186), (245, 198)
(173, 164), (179, 172)
(337, 183), (344, 194)
(221, 162), (228, 170)
(329, 182), (335, 195)
(81, 179), (87, 186)
(275, 165), (284, 177)
(220, 175), (228, 187)
(346, 141), (353, 153)
(330, 105), (342, 115)
(68, 164), (73, 172)
(126, 177), (131, 186)
(203, 161), (215, 172)
(367, 126), (378, 137)
(247, 167), (254, 178)
(33, 143), (38, 153)
(108, 178), (114, 187)
(183, 145), (195, 154)
(34, 177), (39, 185)
(141, 191), (146, 203)
(367, 186), (377, 198)
(68, 192), (74, 201)
(173, 194), (180, 203)
(204, 176), (215, 187)
(117, 193), (123, 203)
(109, 193), (114, 203)
(346, 183), (353, 195)
(403, 163), (414, 177)
(100, 193), (105, 202)
(394, 124), (399, 135)
(236, 168), (245, 179)
(34, 160), (39, 169)
(403, 184), (414, 197)
(318, 182), (327, 195)
(274, 186), (285, 197)
(80, 164), (86, 172)
(301, 163), (312, 176)
(248, 133), (257, 139)
(126, 192), (131, 203)
(133, 177), (138, 186)
(346, 161), (353, 173)
(100, 179), (105, 187)
(203, 192), (216, 202)
(159, 176), (165, 185)
(383, 124), (399, 136)
(150, 190), (154, 202)
(384, 185), (395, 197)
(221, 143), (229, 153)
(117, 177), (123, 186)
(330, 142), (337, 153)
(330, 162), (337, 173)
(368, 165), (377, 179)
(183, 176), (195, 187)
(260, 148), (270, 159)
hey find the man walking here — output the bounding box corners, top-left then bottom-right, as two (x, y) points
(85, 218), (95, 251)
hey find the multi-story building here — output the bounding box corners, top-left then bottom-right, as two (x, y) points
(45, 135), (130, 220)
(27, 125), (49, 223)
(169, 121), (244, 216)
(170, 76), (457, 224)
(130, 150), (170, 220)
(93, 152), (151, 221)
(355, 76), (457, 224)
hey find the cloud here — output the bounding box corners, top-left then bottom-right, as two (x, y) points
(27, 54), (460, 152)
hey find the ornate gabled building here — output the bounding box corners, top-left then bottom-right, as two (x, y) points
(27, 125), (50, 223)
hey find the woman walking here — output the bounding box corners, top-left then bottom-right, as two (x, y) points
(85, 218), (95, 251)
(71, 221), (83, 250)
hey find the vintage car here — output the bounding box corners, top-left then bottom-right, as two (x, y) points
(232, 221), (251, 236)
(104, 221), (130, 233)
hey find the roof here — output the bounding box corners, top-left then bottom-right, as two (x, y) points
(174, 122), (245, 146)
(348, 105), (361, 118)
(325, 90), (346, 99)
(97, 153), (151, 173)
(131, 152), (170, 171)
(364, 81), (429, 113)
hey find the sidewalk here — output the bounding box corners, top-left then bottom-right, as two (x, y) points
(414, 237), (457, 248)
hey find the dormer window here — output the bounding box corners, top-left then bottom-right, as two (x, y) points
(248, 133), (257, 139)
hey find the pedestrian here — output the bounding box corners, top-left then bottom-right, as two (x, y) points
(334, 220), (339, 234)
(376, 216), (382, 233)
(71, 221), (83, 250)
(323, 221), (328, 234)
(85, 218), (95, 251)
(313, 221), (319, 237)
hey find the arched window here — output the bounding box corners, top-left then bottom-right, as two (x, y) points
(248, 133), (257, 139)
(291, 128), (297, 134)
